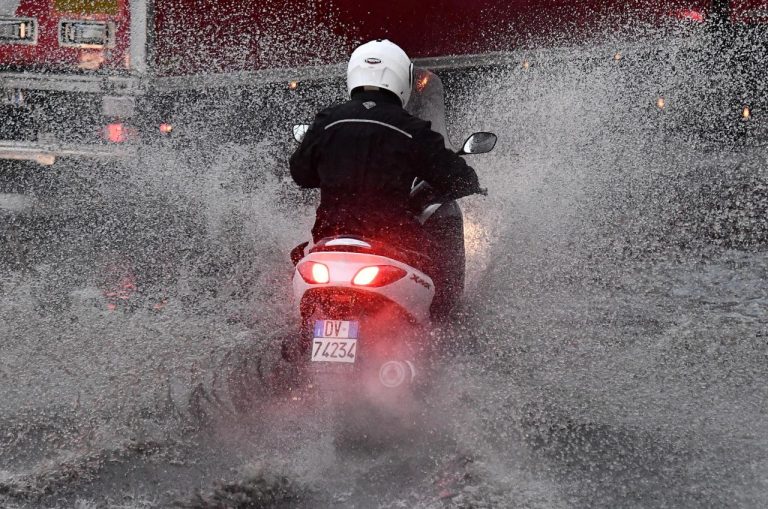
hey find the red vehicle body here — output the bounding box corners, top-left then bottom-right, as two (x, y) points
(0, 0), (764, 165)
(1, 0), (745, 73)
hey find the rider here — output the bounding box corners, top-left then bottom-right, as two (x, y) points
(290, 39), (483, 315)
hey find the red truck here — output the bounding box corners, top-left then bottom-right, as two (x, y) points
(0, 0), (764, 167)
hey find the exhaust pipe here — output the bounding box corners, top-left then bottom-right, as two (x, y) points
(378, 360), (416, 388)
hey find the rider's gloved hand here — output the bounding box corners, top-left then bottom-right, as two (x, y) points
(409, 181), (438, 213)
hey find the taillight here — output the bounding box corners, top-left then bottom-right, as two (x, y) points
(298, 262), (330, 284)
(352, 266), (407, 287)
(103, 123), (136, 143)
(673, 9), (705, 23)
(352, 266), (379, 286)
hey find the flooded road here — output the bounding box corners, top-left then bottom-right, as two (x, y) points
(1, 30), (767, 508)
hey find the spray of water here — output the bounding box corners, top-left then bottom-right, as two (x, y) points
(1, 19), (767, 508)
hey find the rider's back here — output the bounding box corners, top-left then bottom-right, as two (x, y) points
(290, 88), (480, 252)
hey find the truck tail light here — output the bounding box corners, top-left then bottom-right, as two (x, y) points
(673, 9), (705, 23)
(0, 18), (37, 44)
(59, 20), (115, 48)
(103, 123), (136, 143)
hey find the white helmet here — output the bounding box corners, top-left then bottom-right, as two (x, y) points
(347, 39), (413, 107)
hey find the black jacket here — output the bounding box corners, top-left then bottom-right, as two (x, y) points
(290, 90), (481, 249)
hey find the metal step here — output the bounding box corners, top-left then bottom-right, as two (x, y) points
(0, 139), (134, 165)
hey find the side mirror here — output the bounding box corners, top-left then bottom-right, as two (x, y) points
(293, 124), (310, 143)
(460, 132), (497, 155)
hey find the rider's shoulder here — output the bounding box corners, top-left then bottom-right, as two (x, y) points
(400, 112), (433, 134)
(311, 100), (359, 125)
(312, 104), (340, 123)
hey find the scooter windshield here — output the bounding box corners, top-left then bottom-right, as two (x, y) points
(406, 69), (453, 150)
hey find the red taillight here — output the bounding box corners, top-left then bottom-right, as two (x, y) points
(673, 9), (705, 23)
(352, 265), (407, 287)
(103, 123), (136, 143)
(353, 266), (379, 285)
(298, 262), (330, 284)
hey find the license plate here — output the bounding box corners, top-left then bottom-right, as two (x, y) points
(311, 320), (358, 364)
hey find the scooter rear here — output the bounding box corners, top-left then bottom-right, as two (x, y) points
(289, 238), (435, 402)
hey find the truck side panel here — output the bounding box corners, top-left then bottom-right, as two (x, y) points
(151, 0), (716, 76)
(1, 0), (738, 75)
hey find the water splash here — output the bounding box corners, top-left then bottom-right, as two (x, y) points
(1, 20), (767, 508)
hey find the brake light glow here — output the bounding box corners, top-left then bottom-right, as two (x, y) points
(298, 262), (330, 284)
(415, 74), (430, 93)
(103, 123), (137, 143)
(353, 266), (380, 286)
(673, 9), (705, 23)
(352, 265), (407, 287)
(104, 123), (127, 143)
